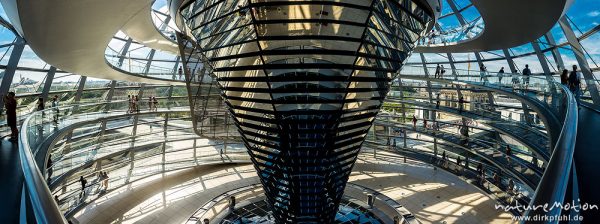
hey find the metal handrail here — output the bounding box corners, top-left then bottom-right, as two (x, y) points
(398, 65), (580, 223)
(523, 85), (578, 223)
(19, 111), (68, 224)
(17, 99), (191, 223)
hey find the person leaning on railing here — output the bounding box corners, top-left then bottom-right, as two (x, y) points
(4, 92), (18, 140)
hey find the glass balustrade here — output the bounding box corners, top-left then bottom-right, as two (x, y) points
(418, 18), (485, 47)
(398, 65), (568, 119)
(104, 46), (186, 81)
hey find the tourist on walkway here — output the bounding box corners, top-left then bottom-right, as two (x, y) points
(440, 65), (446, 79)
(79, 176), (87, 192)
(522, 64), (531, 88)
(178, 66), (183, 80)
(479, 168), (486, 186)
(152, 97), (158, 111)
(4, 92), (18, 140)
(569, 65), (582, 103)
(560, 69), (569, 87)
(127, 95), (133, 113)
(423, 119), (427, 129)
(148, 96), (153, 111)
(134, 95), (140, 112)
(47, 155), (53, 182)
(498, 67), (505, 83)
(52, 95), (59, 124)
(436, 93), (440, 109)
(36, 98), (45, 112)
(100, 171), (109, 191)
(479, 65), (487, 83)
(434, 64), (441, 78)
(412, 115), (417, 129)
(512, 70), (520, 88)
(505, 145), (512, 164)
(441, 151), (446, 163)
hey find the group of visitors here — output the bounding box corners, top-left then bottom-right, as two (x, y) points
(147, 96), (159, 111)
(560, 65), (583, 102)
(434, 64), (446, 78)
(3, 93), (63, 141)
(36, 95), (61, 124)
(479, 65), (488, 83)
(437, 151), (468, 174)
(128, 95), (159, 113)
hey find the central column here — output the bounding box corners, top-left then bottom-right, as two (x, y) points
(178, 1), (434, 222)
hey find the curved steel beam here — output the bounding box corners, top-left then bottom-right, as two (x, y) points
(120, 3), (179, 54)
(2, 0), (184, 84)
(415, 0), (573, 53)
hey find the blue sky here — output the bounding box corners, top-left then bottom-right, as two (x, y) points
(0, 0), (598, 82)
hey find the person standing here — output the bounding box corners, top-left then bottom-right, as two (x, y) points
(479, 167), (486, 186)
(435, 93), (440, 109)
(434, 64), (441, 78)
(100, 171), (109, 191)
(522, 64), (531, 88)
(441, 150), (446, 164)
(505, 145), (512, 164)
(479, 65), (487, 83)
(412, 115), (417, 130)
(52, 95), (59, 124)
(178, 66), (183, 80)
(569, 65), (582, 103)
(47, 155), (53, 182)
(127, 95), (133, 113)
(103, 172), (109, 191)
(36, 97), (45, 112)
(152, 96), (158, 111)
(560, 69), (569, 87)
(79, 176), (87, 192)
(134, 95), (140, 112)
(440, 65), (446, 79)
(498, 67), (505, 83)
(4, 92), (18, 140)
(148, 96), (153, 111)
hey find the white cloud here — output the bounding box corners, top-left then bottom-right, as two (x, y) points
(587, 10), (600, 17)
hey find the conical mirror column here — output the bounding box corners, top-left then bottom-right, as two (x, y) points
(178, 1), (434, 222)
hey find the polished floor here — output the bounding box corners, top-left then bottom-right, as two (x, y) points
(0, 137), (23, 223)
(73, 154), (515, 224)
